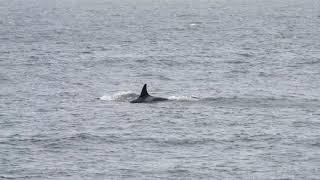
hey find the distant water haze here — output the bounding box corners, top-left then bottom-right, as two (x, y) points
(1, 0), (320, 179)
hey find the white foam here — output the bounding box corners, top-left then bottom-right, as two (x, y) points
(99, 91), (137, 101)
(168, 96), (199, 101)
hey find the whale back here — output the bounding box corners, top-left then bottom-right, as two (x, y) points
(130, 84), (168, 103)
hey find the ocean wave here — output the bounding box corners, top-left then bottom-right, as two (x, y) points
(0, 133), (120, 148)
(125, 137), (218, 146)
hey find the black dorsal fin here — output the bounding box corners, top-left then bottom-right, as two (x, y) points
(139, 84), (149, 97)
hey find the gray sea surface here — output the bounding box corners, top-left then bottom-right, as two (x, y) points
(1, 0), (320, 179)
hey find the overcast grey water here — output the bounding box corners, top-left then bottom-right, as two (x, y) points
(1, 0), (320, 179)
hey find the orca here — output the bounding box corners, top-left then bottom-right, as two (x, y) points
(130, 84), (168, 103)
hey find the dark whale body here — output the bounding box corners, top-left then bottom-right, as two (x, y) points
(130, 84), (168, 103)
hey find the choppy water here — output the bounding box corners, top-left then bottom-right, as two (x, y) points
(1, 0), (320, 179)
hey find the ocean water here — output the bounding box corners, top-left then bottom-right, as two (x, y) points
(1, 0), (320, 179)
